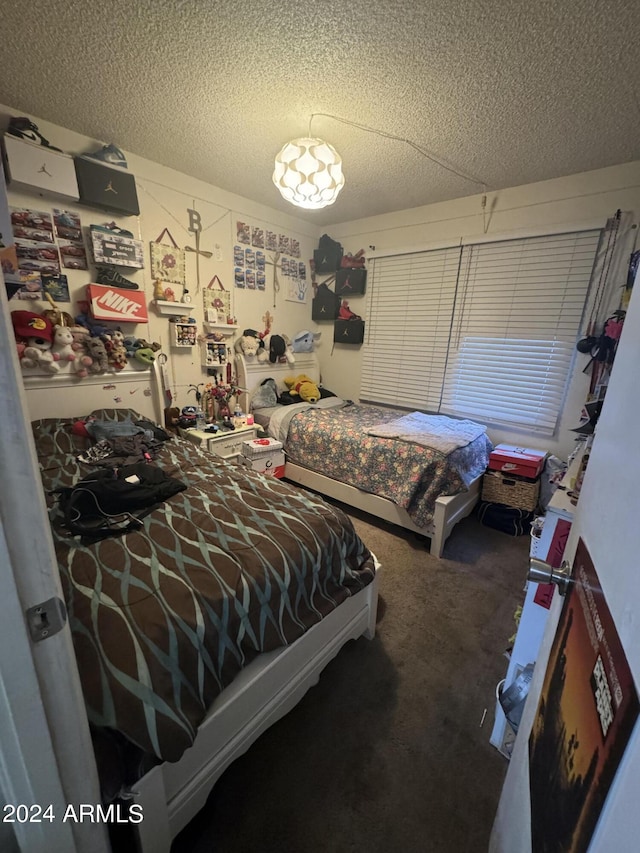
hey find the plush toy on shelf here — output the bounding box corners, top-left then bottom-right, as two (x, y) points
(86, 337), (109, 373)
(234, 329), (265, 358)
(283, 374), (320, 403)
(262, 333), (295, 365)
(11, 310), (60, 373)
(51, 325), (78, 365)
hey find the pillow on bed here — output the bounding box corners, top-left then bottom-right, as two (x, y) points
(31, 418), (91, 462)
(88, 408), (143, 423)
(251, 379), (279, 410)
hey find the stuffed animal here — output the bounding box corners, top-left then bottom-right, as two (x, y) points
(136, 338), (161, 352)
(86, 337), (109, 373)
(291, 330), (321, 353)
(134, 346), (156, 366)
(11, 310), (60, 373)
(284, 374), (320, 403)
(235, 333), (262, 357)
(123, 336), (139, 359)
(110, 349), (128, 371)
(262, 333), (295, 365)
(51, 325), (77, 364)
(74, 310), (110, 339)
(235, 329), (265, 359)
(68, 326), (93, 378)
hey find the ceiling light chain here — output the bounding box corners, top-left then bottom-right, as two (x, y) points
(310, 113), (487, 191)
(273, 113), (488, 210)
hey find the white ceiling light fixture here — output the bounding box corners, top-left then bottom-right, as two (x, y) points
(272, 136), (345, 210)
(273, 114), (488, 212)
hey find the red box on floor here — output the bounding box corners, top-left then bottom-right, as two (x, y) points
(488, 444), (547, 479)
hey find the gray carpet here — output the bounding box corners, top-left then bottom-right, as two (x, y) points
(172, 505), (529, 853)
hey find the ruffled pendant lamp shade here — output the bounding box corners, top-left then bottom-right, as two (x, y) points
(272, 137), (345, 209)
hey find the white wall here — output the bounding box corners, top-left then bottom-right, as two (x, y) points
(320, 163), (640, 460)
(1, 104), (317, 420)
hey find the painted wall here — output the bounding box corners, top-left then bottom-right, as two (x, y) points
(320, 163), (640, 460)
(1, 104), (318, 421)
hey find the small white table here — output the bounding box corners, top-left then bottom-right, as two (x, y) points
(180, 424), (259, 459)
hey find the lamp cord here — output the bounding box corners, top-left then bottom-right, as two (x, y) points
(309, 112), (487, 192)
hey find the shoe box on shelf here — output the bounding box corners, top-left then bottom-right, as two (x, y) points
(90, 225), (144, 269)
(2, 134), (79, 201)
(335, 267), (367, 296)
(74, 156), (140, 216)
(481, 445), (548, 514)
(86, 284), (148, 324)
(241, 437), (285, 478)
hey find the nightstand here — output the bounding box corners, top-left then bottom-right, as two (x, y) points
(180, 424), (259, 459)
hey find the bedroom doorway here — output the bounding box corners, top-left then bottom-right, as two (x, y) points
(0, 225), (110, 849)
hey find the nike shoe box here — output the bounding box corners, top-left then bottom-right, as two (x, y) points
(242, 450), (285, 478)
(488, 444), (547, 479)
(241, 437), (284, 458)
(74, 156), (140, 216)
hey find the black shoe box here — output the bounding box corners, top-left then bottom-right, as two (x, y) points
(335, 268), (367, 296)
(74, 157), (140, 216)
(333, 318), (365, 345)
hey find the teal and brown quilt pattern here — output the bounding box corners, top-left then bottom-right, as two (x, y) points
(34, 411), (375, 763)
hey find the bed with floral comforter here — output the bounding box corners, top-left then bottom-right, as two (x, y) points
(272, 402), (492, 528)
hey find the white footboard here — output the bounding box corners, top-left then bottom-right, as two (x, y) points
(133, 566), (379, 852)
(284, 463), (481, 558)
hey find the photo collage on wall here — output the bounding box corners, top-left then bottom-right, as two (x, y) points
(7, 206), (87, 301)
(234, 220), (307, 302)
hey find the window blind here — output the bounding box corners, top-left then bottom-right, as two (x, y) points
(440, 230), (602, 434)
(360, 228), (601, 435)
(360, 246), (462, 410)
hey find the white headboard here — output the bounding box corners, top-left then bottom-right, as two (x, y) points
(235, 352), (320, 411)
(23, 366), (161, 422)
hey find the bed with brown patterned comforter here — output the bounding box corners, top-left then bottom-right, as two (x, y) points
(33, 409), (375, 765)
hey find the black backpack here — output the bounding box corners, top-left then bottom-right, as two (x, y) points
(53, 463), (186, 542)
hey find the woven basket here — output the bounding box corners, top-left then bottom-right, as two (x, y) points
(482, 471), (540, 511)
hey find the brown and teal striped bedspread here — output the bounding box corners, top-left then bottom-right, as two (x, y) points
(33, 409), (375, 763)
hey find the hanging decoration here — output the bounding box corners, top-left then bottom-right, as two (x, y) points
(203, 275), (231, 324)
(150, 228), (186, 289)
(185, 206), (213, 293)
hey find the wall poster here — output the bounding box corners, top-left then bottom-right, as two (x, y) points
(529, 537), (639, 852)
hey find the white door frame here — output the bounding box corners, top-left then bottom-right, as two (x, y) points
(0, 274), (110, 853)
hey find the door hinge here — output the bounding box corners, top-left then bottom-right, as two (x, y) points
(26, 597), (67, 643)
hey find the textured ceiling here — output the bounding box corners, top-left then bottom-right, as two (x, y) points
(0, 0), (639, 226)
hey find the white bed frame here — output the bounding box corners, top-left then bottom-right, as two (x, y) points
(235, 352), (481, 558)
(28, 373), (380, 851)
(134, 569), (378, 852)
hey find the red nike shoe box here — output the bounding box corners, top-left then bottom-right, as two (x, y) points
(488, 444), (547, 479)
(87, 284), (148, 323)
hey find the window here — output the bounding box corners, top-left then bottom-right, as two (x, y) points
(361, 228), (602, 435)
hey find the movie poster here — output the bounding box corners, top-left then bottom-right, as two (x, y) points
(529, 538), (639, 852)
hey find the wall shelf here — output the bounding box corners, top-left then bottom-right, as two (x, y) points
(203, 322), (238, 333)
(154, 300), (195, 317)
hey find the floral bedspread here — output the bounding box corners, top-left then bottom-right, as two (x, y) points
(283, 403), (492, 528)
